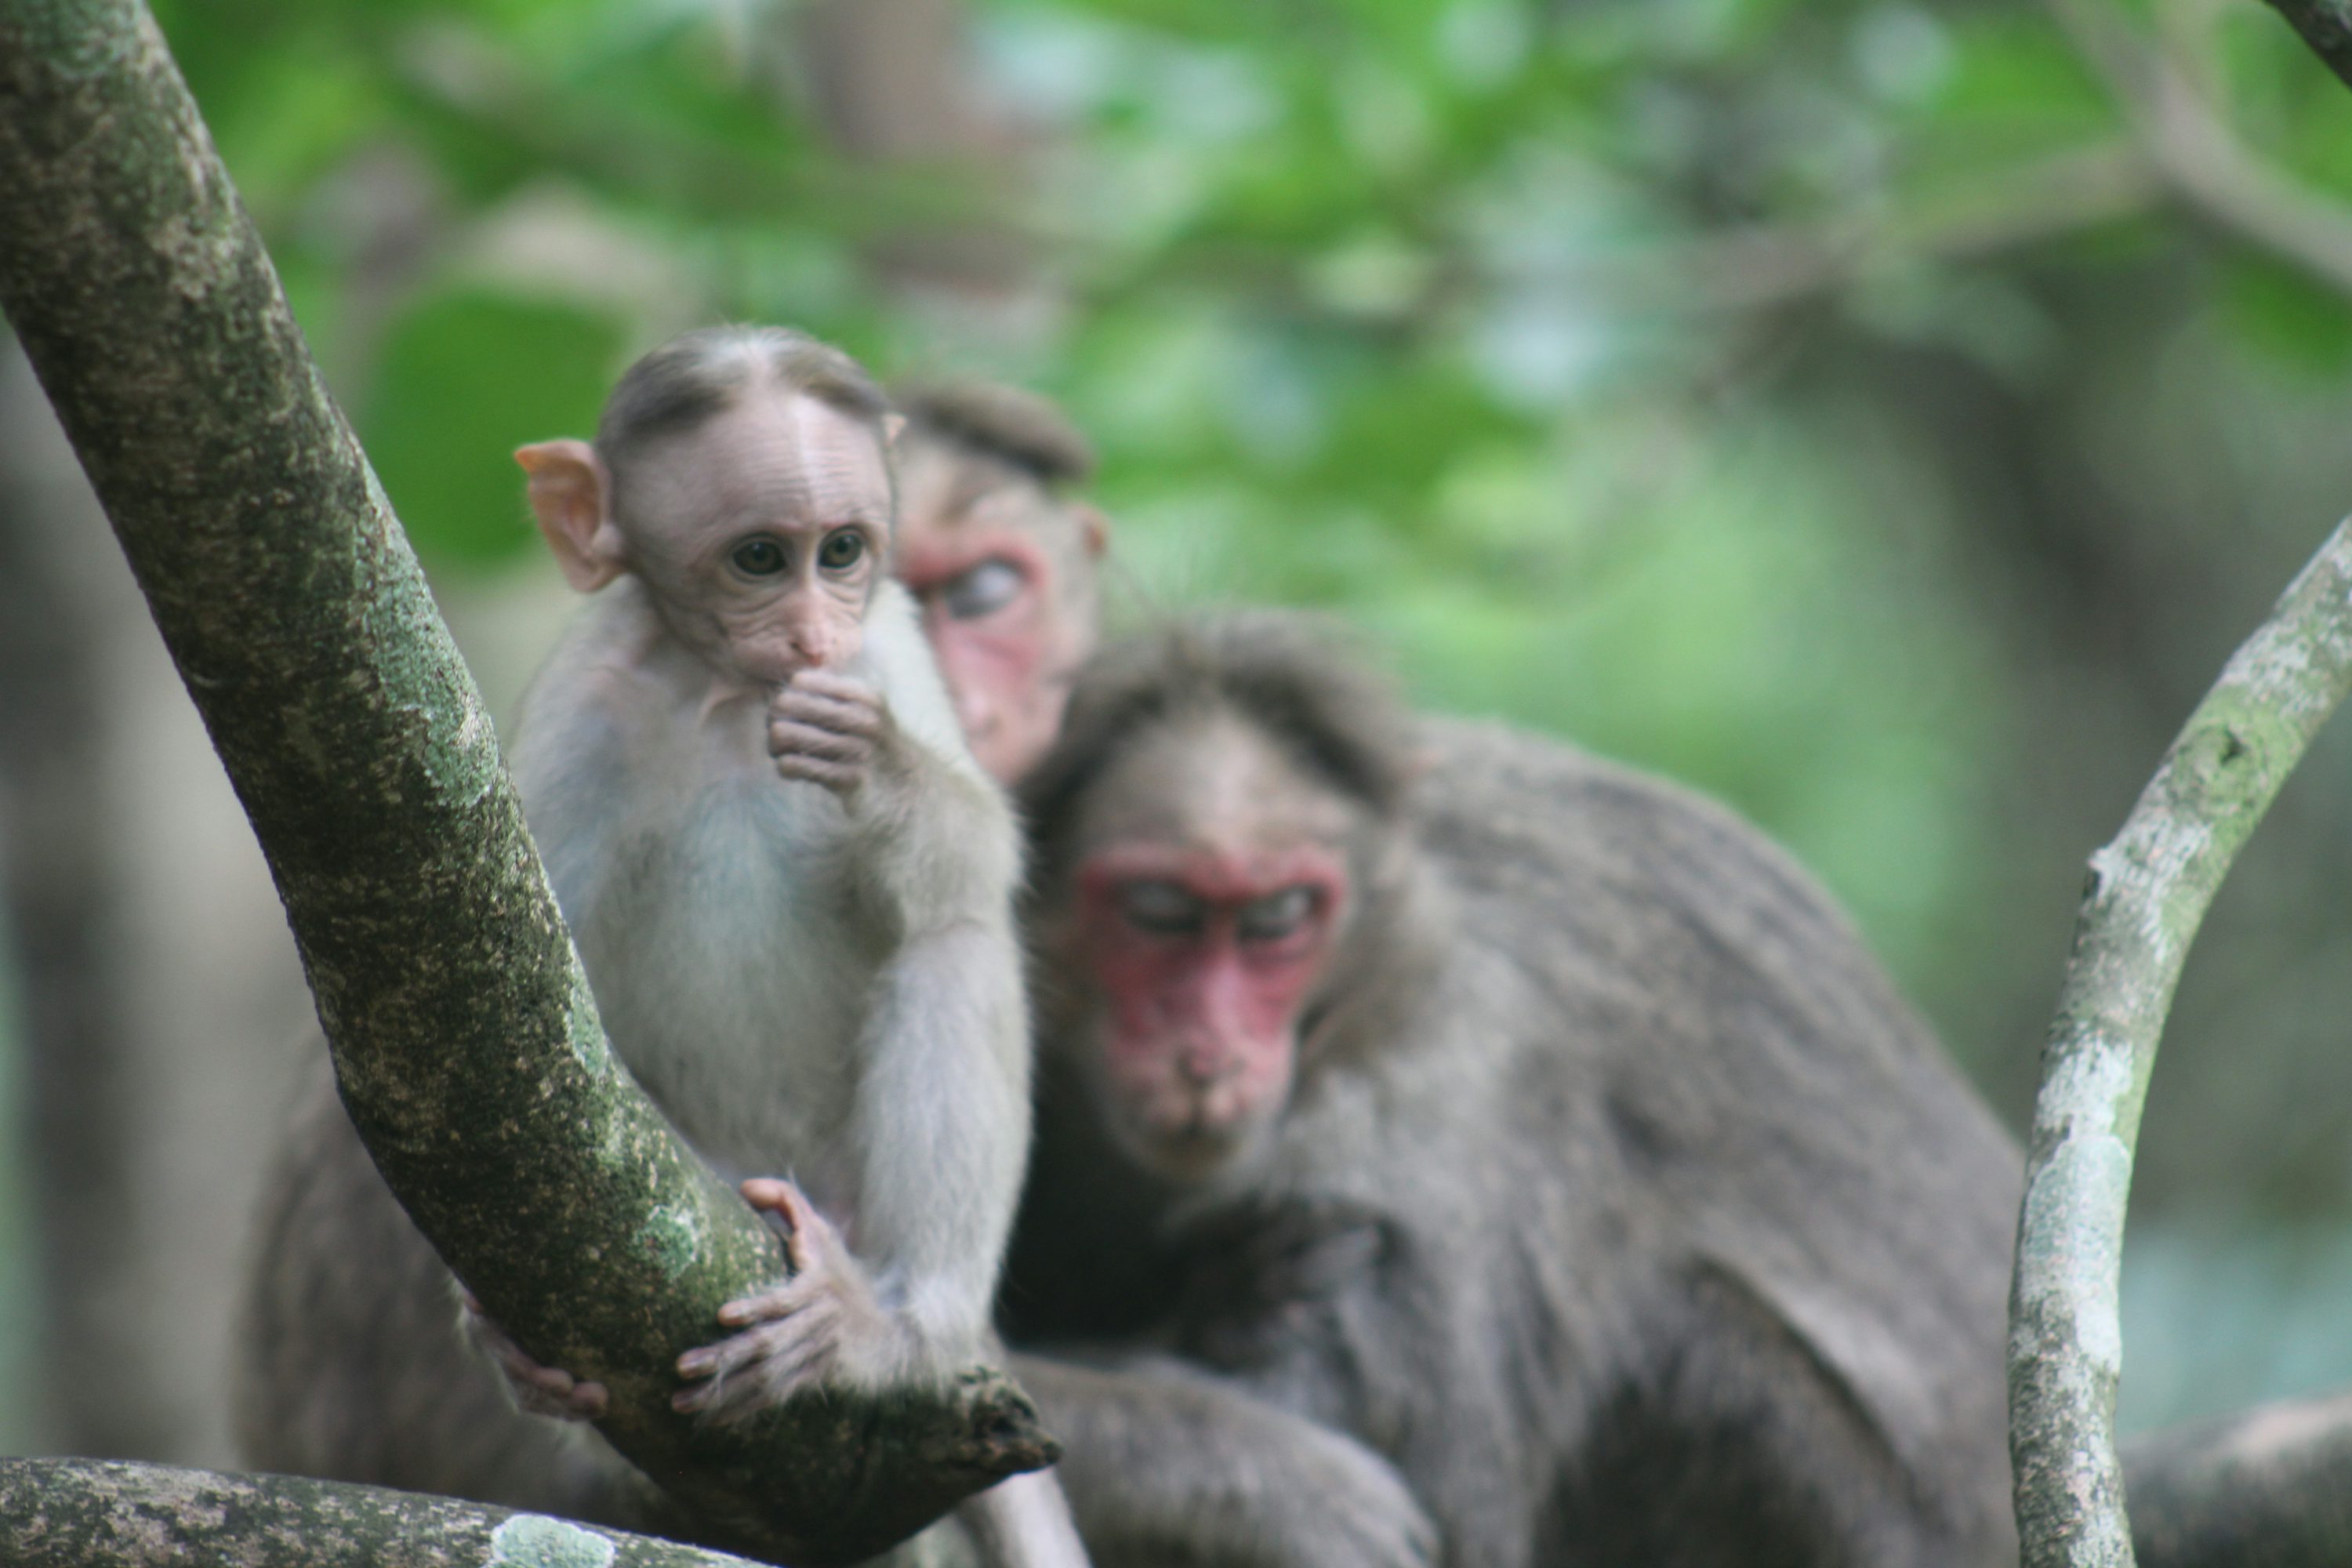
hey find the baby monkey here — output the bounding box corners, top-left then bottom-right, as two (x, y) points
(494, 326), (1080, 1563)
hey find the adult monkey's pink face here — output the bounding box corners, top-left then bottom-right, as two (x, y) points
(893, 432), (1106, 786)
(1049, 711), (1360, 1183)
(517, 389), (895, 688)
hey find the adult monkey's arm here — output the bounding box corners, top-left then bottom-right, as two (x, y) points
(2125, 1392), (2352, 1568)
(0, 3), (1051, 1563)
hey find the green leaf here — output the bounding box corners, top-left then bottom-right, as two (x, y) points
(361, 289), (627, 568)
(2224, 252), (2352, 379)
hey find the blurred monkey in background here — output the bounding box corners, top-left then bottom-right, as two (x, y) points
(891, 381), (1108, 789)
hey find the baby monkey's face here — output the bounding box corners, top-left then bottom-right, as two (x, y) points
(619, 389), (895, 688)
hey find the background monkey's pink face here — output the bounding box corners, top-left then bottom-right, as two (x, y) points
(898, 521), (1063, 786)
(1058, 716), (1359, 1182)
(619, 390), (894, 687)
(893, 448), (1096, 787)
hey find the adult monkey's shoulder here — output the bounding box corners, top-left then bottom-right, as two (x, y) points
(1424, 713), (2020, 1541)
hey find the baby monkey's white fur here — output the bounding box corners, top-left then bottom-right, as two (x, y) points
(514, 579), (1024, 1388)
(502, 370), (1083, 1566)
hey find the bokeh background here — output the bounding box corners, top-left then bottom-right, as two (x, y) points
(5, 0), (2352, 1468)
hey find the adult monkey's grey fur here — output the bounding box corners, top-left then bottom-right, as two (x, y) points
(1004, 616), (2023, 1567)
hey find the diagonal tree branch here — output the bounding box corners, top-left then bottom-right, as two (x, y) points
(2009, 517), (2352, 1568)
(0, 2), (1052, 1561)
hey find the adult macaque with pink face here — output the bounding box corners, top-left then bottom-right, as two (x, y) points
(1050, 720), (1362, 1184)
(998, 616), (2023, 1568)
(890, 383), (1108, 788)
(875, 391), (2231, 1567)
(236, 327), (1086, 1568)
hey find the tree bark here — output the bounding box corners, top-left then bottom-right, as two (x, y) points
(0, 2), (1053, 1562)
(0, 1457), (760, 1567)
(2263, 0), (2352, 92)
(2008, 518), (2352, 1568)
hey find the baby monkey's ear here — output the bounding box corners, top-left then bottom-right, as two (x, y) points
(516, 439), (627, 593)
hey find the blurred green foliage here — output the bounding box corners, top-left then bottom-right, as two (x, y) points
(129, 0), (2352, 1429)
(366, 291), (622, 564)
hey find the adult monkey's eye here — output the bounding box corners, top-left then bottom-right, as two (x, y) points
(1117, 880), (1207, 938)
(942, 557), (1026, 620)
(731, 537), (788, 577)
(1236, 887), (1319, 943)
(818, 530), (867, 572)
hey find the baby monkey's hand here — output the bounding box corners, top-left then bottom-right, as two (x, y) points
(768, 670), (897, 800)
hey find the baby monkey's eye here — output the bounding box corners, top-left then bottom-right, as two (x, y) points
(818, 530), (867, 572)
(731, 537), (788, 577)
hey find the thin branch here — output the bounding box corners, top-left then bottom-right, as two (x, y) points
(2009, 518), (2352, 1568)
(2050, 0), (2352, 299)
(2262, 0), (2352, 93)
(0, 1), (1050, 1560)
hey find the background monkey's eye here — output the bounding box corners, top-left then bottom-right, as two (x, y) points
(731, 538), (787, 576)
(941, 557), (1026, 620)
(818, 530), (866, 571)
(1117, 880), (1207, 937)
(1236, 887), (1318, 942)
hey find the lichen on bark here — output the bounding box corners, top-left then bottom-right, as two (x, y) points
(2009, 518), (2352, 1568)
(0, 1458), (759, 1568)
(0, 0), (1052, 1560)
